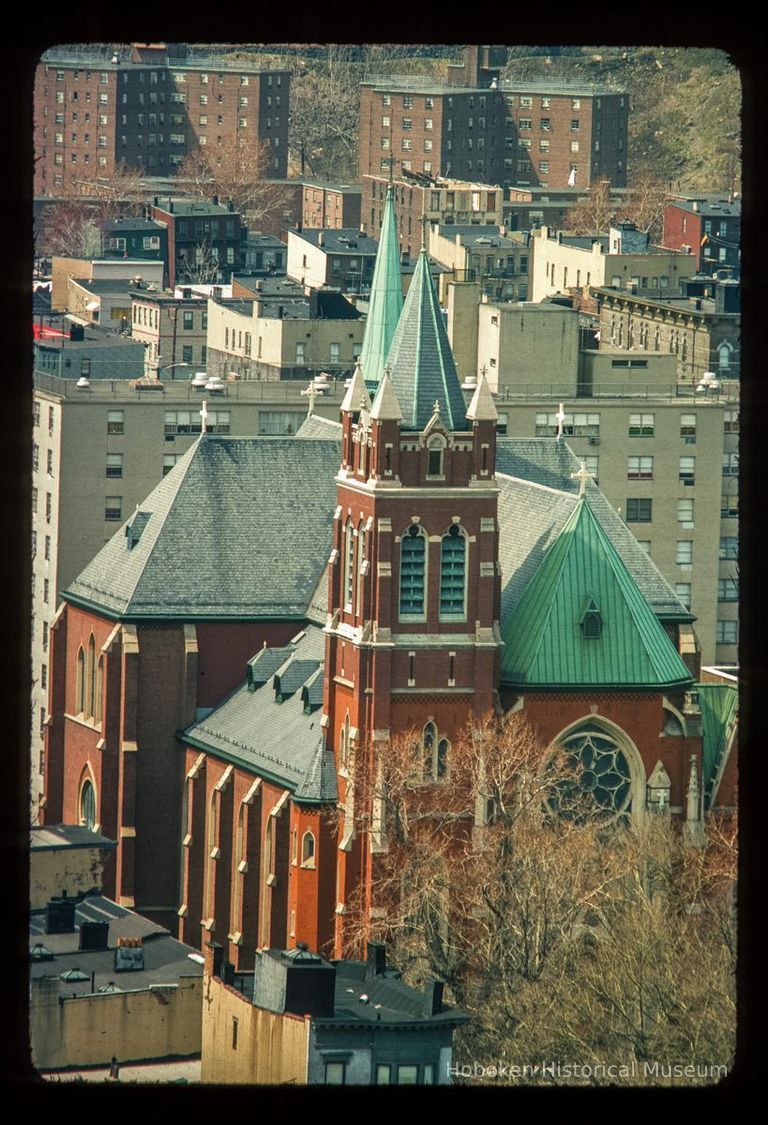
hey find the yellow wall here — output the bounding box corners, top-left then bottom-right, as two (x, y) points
(30, 846), (109, 910)
(31, 976), (202, 1071)
(201, 974), (309, 1085)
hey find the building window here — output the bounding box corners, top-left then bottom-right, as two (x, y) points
(679, 456), (695, 484)
(105, 496), (122, 521)
(107, 410), (124, 434)
(106, 453), (123, 478)
(440, 525), (466, 619)
(716, 620), (738, 645)
(724, 410), (739, 433)
(549, 727), (632, 823)
(400, 524), (426, 618)
(182, 345), (194, 364)
(675, 583), (692, 610)
(676, 541), (693, 566)
(535, 412), (599, 437)
(677, 498), (694, 528)
(42, 622), (49, 652)
(718, 577), (738, 602)
(344, 518), (354, 609)
(163, 454), (179, 476)
(628, 409), (653, 438)
(80, 778), (96, 830)
(324, 1062), (346, 1085)
(627, 456), (653, 480)
(680, 413), (697, 438)
(258, 411), (304, 435)
(301, 831), (316, 868)
(722, 452), (739, 476)
(625, 498), (652, 522)
(719, 536), (738, 560)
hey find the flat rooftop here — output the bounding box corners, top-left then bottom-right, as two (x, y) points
(30, 825), (116, 852)
(292, 229), (378, 254)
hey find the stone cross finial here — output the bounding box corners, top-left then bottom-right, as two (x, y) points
(570, 460), (593, 498)
(433, 399), (441, 417)
(420, 209), (429, 250)
(199, 400), (208, 434)
(301, 379), (318, 416)
(555, 402), (566, 440)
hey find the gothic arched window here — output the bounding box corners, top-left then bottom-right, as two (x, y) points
(301, 830), (316, 868)
(400, 524), (426, 618)
(440, 524), (466, 619)
(356, 521), (366, 617)
(422, 721), (437, 779)
(75, 647), (85, 714)
(85, 635), (96, 718)
(80, 777), (96, 830)
(547, 727), (633, 825)
(344, 519), (355, 609)
(427, 436), (445, 478)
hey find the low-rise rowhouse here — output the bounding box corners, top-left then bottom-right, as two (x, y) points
(30, 891), (203, 1072)
(429, 223), (529, 302)
(530, 223), (699, 306)
(130, 287), (209, 375)
(301, 180), (362, 231)
(51, 257), (164, 313)
(287, 228), (378, 296)
(206, 286), (364, 382)
(66, 278), (135, 332)
(201, 940), (466, 1085)
(593, 273), (740, 383)
(662, 195), (740, 277)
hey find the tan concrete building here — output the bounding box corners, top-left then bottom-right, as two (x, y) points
(130, 288), (209, 375)
(31, 375), (347, 817)
(445, 284), (738, 670)
(530, 224), (699, 305)
(205, 290), (365, 382)
(429, 223), (529, 304)
(52, 257), (164, 312)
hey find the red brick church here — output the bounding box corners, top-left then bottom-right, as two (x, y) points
(41, 188), (737, 968)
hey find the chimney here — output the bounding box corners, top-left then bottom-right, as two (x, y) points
(46, 894), (77, 934)
(69, 324), (85, 342)
(154, 196), (159, 207)
(79, 921), (110, 952)
(366, 941), (386, 978)
(212, 194), (219, 206)
(318, 231), (324, 247)
(422, 980), (444, 1016)
(228, 200), (235, 212)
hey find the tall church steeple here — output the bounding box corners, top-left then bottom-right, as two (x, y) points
(385, 244), (468, 431)
(359, 184), (404, 392)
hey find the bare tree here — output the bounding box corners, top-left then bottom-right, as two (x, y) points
(178, 139), (290, 232)
(39, 162), (146, 259)
(177, 242), (222, 285)
(566, 173), (669, 244)
(342, 713), (737, 1085)
(288, 49), (360, 180)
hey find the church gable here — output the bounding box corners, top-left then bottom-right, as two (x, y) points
(500, 498), (693, 690)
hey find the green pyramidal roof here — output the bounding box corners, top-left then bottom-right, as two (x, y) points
(698, 683), (738, 805)
(385, 247), (469, 431)
(500, 497), (693, 690)
(359, 185), (403, 389)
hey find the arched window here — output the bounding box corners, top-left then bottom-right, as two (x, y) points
(75, 647), (85, 713)
(80, 777), (96, 830)
(427, 436), (445, 478)
(340, 712), (351, 770)
(654, 326), (661, 351)
(301, 830), (316, 867)
(422, 721), (437, 779)
(344, 518), (355, 609)
(85, 634), (96, 718)
(204, 791), (218, 920)
(440, 525), (466, 619)
(437, 738), (449, 779)
(94, 656), (104, 725)
(718, 342), (733, 371)
(356, 521), (366, 617)
(232, 803), (246, 933)
(400, 524), (426, 618)
(547, 727), (633, 825)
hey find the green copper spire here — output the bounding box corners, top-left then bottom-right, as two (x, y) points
(359, 185), (403, 390)
(384, 246), (469, 431)
(500, 497), (693, 690)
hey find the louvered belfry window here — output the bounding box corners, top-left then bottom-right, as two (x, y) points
(440, 525), (466, 618)
(400, 525), (426, 617)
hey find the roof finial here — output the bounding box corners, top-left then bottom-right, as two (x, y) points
(199, 399), (208, 434)
(433, 398), (441, 417)
(570, 460), (593, 498)
(555, 402), (566, 441)
(301, 378), (318, 416)
(419, 205), (428, 252)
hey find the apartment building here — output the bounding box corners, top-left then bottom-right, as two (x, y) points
(444, 284), (738, 669)
(530, 223), (699, 305)
(35, 43), (289, 196)
(359, 47), (627, 190)
(594, 274), (741, 383)
(30, 372), (347, 818)
(286, 228), (378, 294)
(130, 287), (209, 374)
(205, 287), (365, 382)
(147, 197), (244, 288)
(301, 180), (362, 230)
(428, 223), (529, 302)
(363, 174), (504, 258)
(662, 195), (741, 277)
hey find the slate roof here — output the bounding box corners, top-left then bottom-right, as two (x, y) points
(698, 683), (738, 807)
(385, 247), (469, 431)
(295, 414), (343, 440)
(324, 961), (467, 1027)
(499, 497), (693, 690)
(30, 825), (116, 852)
(359, 185), (403, 390)
(65, 437), (341, 620)
(295, 229), (378, 255)
(183, 626), (336, 802)
(29, 894), (203, 995)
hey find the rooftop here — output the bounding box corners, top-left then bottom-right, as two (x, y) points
(362, 75), (623, 97)
(30, 825), (116, 852)
(301, 180), (361, 194)
(668, 198), (741, 218)
(101, 217), (168, 232)
(292, 229), (378, 254)
(40, 44), (290, 74)
(151, 198), (238, 218)
(434, 224), (525, 249)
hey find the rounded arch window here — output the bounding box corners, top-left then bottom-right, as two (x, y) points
(80, 777), (96, 830)
(440, 525), (466, 619)
(547, 727), (633, 824)
(427, 435), (446, 477)
(400, 524), (426, 618)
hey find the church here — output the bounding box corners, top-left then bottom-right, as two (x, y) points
(41, 186), (737, 968)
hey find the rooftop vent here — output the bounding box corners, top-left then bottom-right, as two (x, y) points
(30, 942), (55, 962)
(79, 921), (110, 952)
(114, 936), (145, 973)
(46, 896), (76, 934)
